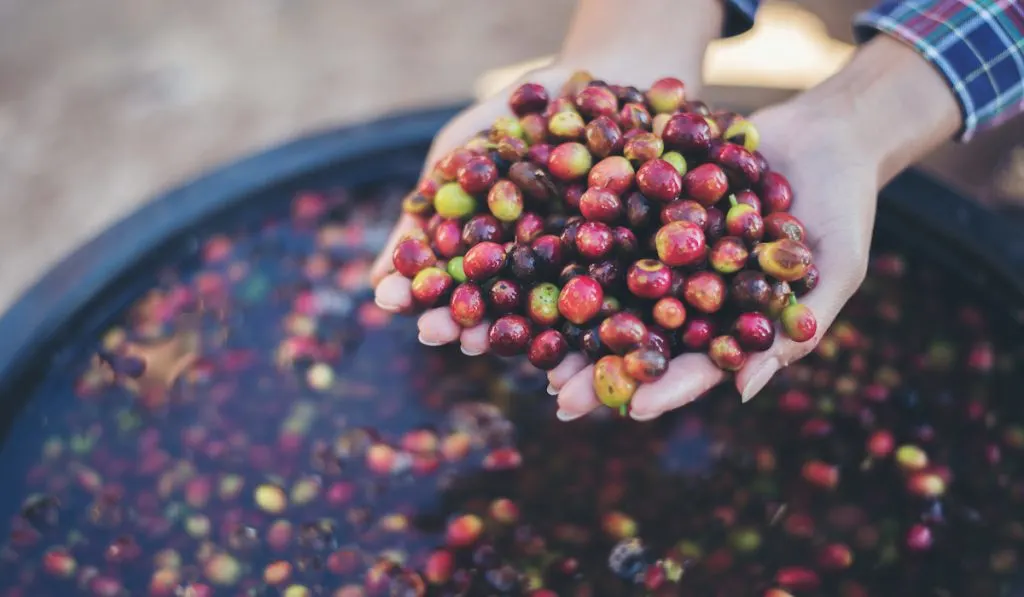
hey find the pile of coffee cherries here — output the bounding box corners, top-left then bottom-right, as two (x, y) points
(392, 71), (819, 412)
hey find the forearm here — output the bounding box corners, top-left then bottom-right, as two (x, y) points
(557, 0), (728, 90)
(785, 35), (962, 186)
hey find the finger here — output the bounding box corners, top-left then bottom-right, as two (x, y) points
(546, 353), (588, 394)
(370, 214), (420, 286)
(737, 240), (866, 402)
(555, 365), (600, 421)
(459, 323), (490, 356)
(374, 273), (412, 312)
(628, 354), (727, 420)
(417, 308), (461, 346)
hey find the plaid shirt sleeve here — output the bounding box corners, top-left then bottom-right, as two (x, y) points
(723, 0), (760, 37)
(854, 1), (1024, 142)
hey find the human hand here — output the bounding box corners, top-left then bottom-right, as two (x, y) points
(554, 35), (962, 420)
(370, 0), (724, 352)
(370, 66), (585, 353)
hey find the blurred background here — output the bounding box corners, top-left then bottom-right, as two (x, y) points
(1, 0), (1022, 314)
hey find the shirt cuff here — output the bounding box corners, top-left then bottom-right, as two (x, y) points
(724, 0), (760, 38)
(854, 1), (1024, 143)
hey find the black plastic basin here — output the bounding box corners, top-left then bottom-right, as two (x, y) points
(2, 106), (1024, 597)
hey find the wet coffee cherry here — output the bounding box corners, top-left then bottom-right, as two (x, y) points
(709, 335), (747, 371)
(731, 271), (772, 312)
(759, 170), (793, 213)
(758, 239), (813, 282)
(599, 312), (648, 355)
(488, 279), (523, 314)
(709, 237), (749, 274)
(450, 283), (486, 327)
(624, 348), (669, 383)
(627, 260), (672, 300)
(734, 312), (775, 352)
(636, 159), (683, 202)
(579, 188), (624, 223)
(763, 212), (807, 242)
(683, 271), (726, 314)
(558, 276), (604, 325)
(411, 267), (454, 308)
(662, 112), (712, 154)
(680, 316), (716, 351)
(527, 283), (561, 327)
(462, 214), (503, 246)
(393, 237), (437, 278)
(488, 315), (532, 357)
(528, 330), (569, 370)
(682, 163), (728, 207)
(781, 300), (818, 342)
(655, 221), (706, 267)
(463, 242), (507, 281)
(593, 355), (638, 409)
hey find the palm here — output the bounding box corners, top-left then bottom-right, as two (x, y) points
(557, 106), (878, 419)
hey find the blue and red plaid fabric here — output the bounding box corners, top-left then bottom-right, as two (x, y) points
(724, 0), (1024, 142)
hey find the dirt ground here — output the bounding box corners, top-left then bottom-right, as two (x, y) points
(1, 0), (1020, 314)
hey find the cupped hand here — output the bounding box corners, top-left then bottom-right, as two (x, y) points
(555, 102), (879, 421)
(370, 66), (578, 354)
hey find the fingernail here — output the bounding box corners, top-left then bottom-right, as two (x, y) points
(630, 410), (660, 421)
(374, 297), (399, 312)
(460, 346), (483, 356)
(556, 410), (583, 422)
(741, 358), (779, 402)
(546, 384), (559, 396)
(418, 335), (445, 347)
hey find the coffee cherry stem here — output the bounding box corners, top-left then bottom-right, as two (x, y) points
(620, 404), (628, 417)
(788, 294), (798, 307)
(728, 194), (738, 208)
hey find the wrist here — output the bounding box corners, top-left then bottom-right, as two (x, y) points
(782, 35), (962, 186)
(557, 0), (725, 93)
